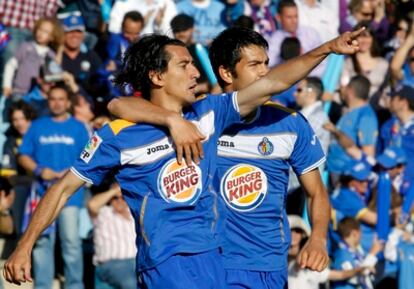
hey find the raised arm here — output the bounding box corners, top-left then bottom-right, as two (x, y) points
(391, 23), (414, 83)
(237, 28), (365, 117)
(3, 171), (85, 285)
(297, 168), (331, 272)
(108, 97), (205, 165)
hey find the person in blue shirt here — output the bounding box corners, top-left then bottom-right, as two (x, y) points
(327, 75), (378, 178)
(4, 29), (364, 288)
(17, 83), (90, 289)
(332, 217), (383, 289)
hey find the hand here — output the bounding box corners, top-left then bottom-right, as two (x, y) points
(40, 168), (60, 181)
(328, 27), (366, 55)
(167, 113), (205, 166)
(297, 237), (329, 272)
(2, 87), (12, 98)
(105, 60), (117, 72)
(155, 6), (166, 26)
(62, 71), (79, 93)
(0, 189), (15, 211)
(3, 248), (33, 285)
(374, 0), (385, 22)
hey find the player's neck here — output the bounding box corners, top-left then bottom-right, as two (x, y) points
(151, 92), (184, 114)
(344, 238), (358, 249)
(397, 110), (414, 125)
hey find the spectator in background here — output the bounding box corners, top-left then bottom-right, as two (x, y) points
(0, 176), (15, 235)
(60, 13), (102, 100)
(332, 217), (383, 289)
(331, 161), (378, 253)
(18, 83), (89, 289)
(327, 75), (378, 177)
(391, 22), (414, 88)
(294, 0), (339, 42)
(380, 86), (414, 195)
(108, 0), (177, 36)
(87, 183), (137, 289)
(106, 11), (144, 73)
(177, 0), (227, 46)
(0, 0), (60, 82)
(1, 101), (36, 238)
(384, 17), (412, 60)
(171, 14), (216, 94)
(2, 18), (63, 101)
(287, 215), (365, 289)
(340, 0), (389, 42)
(267, 0), (325, 76)
(340, 22), (389, 106)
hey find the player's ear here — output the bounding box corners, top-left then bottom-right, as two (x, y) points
(149, 70), (164, 86)
(218, 65), (233, 86)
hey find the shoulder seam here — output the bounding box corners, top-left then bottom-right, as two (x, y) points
(264, 101), (297, 116)
(108, 119), (135, 135)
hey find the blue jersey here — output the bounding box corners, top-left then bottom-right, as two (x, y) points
(215, 103), (325, 271)
(19, 116), (90, 206)
(71, 93), (241, 271)
(327, 105), (378, 174)
(379, 116), (414, 184)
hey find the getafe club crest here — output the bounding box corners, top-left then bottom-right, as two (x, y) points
(158, 159), (202, 205)
(257, 137), (274, 156)
(221, 164), (268, 212)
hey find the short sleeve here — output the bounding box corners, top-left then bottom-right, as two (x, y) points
(205, 92), (241, 134)
(71, 126), (120, 185)
(289, 113), (326, 176)
(19, 122), (37, 157)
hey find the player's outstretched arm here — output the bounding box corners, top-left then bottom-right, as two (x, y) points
(237, 28), (365, 117)
(108, 97), (205, 166)
(297, 169), (330, 272)
(3, 171), (85, 285)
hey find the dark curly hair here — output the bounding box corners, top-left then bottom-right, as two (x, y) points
(113, 34), (186, 99)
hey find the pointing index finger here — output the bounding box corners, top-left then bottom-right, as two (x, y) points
(350, 27), (366, 39)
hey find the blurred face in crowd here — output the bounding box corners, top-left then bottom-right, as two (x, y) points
(174, 28), (194, 46)
(290, 228), (305, 248)
(409, 48), (414, 74)
(388, 164), (405, 180)
(64, 30), (84, 51)
(277, 6), (298, 34)
(395, 19), (409, 44)
(389, 95), (404, 115)
(122, 18), (143, 43)
(294, 79), (316, 108)
(250, 0), (265, 7)
(111, 195), (129, 215)
(35, 21), (54, 46)
(349, 179), (369, 195)
(48, 87), (71, 117)
(11, 110), (31, 136)
(356, 29), (373, 54)
(354, 1), (374, 22)
(226, 45), (269, 91)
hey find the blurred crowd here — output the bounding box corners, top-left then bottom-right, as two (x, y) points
(0, 0), (414, 288)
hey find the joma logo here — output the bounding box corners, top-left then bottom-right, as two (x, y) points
(147, 144), (170, 155)
(217, 140), (235, 147)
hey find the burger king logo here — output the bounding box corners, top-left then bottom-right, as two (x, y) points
(158, 159), (202, 204)
(221, 164), (268, 212)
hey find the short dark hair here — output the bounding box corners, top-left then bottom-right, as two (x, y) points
(338, 217), (360, 239)
(49, 82), (73, 101)
(122, 11), (144, 28)
(280, 37), (301, 61)
(171, 14), (194, 33)
(306, 77), (324, 100)
(209, 27), (268, 88)
(348, 75), (371, 101)
(8, 100), (36, 122)
(0, 177), (11, 195)
(278, 0), (297, 14)
(114, 34), (186, 99)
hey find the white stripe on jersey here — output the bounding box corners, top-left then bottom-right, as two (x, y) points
(218, 133), (297, 159)
(120, 111), (216, 165)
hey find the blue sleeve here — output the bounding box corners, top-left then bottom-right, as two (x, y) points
(70, 125), (120, 185)
(106, 33), (121, 61)
(206, 92), (241, 134)
(333, 249), (354, 270)
(18, 123), (37, 157)
(358, 112), (378, 146)
(289, 113), (325, 175)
